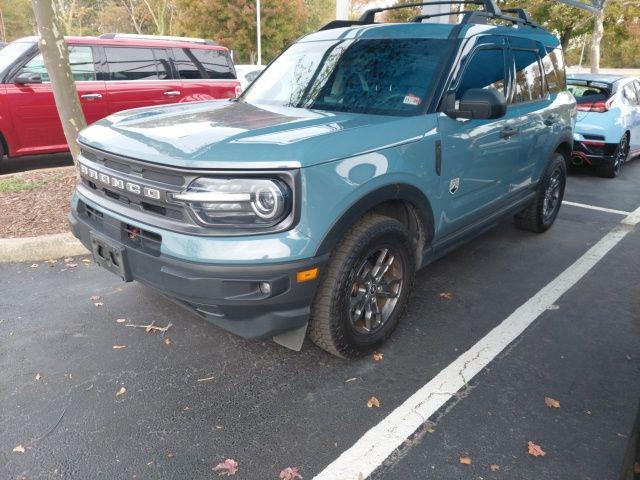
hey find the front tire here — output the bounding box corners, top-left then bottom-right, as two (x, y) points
(308, 214), (416, 358)
(597, 133), (629, 178)
(514, 153), (566, 233)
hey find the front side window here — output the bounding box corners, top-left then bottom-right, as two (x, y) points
(455, 47), (506, 99)
(513, 49), (544, 103)
(243, 38), (449, 116)
(19, 45), (95, 81)
(105, 47), (168, 81)
(0, 41), (34, 78)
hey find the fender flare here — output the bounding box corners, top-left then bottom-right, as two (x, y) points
(315, 183), (435, 257)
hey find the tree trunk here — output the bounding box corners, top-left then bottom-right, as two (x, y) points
(590, 3), (606, 74)
(31, 0), (86, 164)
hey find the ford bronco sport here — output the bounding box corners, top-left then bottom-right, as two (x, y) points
(69, 0), (575, 358)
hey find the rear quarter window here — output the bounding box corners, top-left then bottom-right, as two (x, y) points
(512, 49), (544, 103)
(541, 48), (566, 94)
(172, 48), (235, 80)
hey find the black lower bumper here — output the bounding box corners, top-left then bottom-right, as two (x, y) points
(69, 203), (326, 340)
(572, 140), (618, 167)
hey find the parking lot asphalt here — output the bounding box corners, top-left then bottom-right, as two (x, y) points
(1, 160), (639, 480)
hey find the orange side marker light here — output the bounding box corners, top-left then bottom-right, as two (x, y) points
(296, 267), (319, 283)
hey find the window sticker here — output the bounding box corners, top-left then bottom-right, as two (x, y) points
(403, 93), (422, 106)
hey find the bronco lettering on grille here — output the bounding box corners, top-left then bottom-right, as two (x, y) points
(79, 163), (161, 201)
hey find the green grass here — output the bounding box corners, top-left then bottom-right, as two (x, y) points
(0, 173), (65, 193)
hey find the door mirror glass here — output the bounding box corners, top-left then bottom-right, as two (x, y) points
(14, 72), (42, 84)
(445, 88), (507, 120)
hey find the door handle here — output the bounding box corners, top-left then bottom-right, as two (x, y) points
(544, 114), (560, 126)
(81, 93), (102, 100)
(500, 126), (519, 139)
(163, 90), (181, 97)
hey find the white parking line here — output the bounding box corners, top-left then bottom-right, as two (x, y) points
(563, 200), (632, 216)
(314, 206), (640, 480)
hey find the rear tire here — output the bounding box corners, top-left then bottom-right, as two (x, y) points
(308, 214), (416, 358)
(597, 133), (629, 178)
(514, 153), (566, 233)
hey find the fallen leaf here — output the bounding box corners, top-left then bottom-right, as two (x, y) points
(197, 376), (215, 384)
(544, 396), (560, 408)
(167, 453), (175, 458)
(426, 426), (435, 433)
(527, 441), (546, 457)
(215, 425), (224, 430)
(30, 263), (38, 268)
(585, 410), (592, 415)
(439, 292), (454, 300)
(90, 295), (101, 302)
(213, 459), (238, 476)
(116, 318), (126, 323)
(46, 259), (56, 266)
(64, 257), (73, 263)
(459, 456), (471, 465)
(35, 373), (41, 381)
(345, 377), (357, 383)
(490, 464), (500, 471)
(366, 396), (380, 408)
(113, 345), (127, 349)
(372, 352), (384, 361)
(116, 386), (127, 397)
(81, 259), (91, 265)
(66, 263), (78, 268)
(94, 302), (104, 307)
(279, 466), (303, 479)
(164, 337), (172, 346)
(183, 406), (192, 411)
(13, 444), (26, 453)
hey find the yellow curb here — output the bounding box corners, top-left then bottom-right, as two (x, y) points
(0, 232), (89, 263)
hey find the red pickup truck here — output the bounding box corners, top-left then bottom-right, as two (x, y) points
(0, 34), (241, 160)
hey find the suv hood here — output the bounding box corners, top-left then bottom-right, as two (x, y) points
(78, 100), (425, 169)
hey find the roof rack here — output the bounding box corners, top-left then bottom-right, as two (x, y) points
(98, 33), (216, 45)
(319, 1), (538, 31)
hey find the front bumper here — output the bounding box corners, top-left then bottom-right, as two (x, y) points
(69, 201), (326, 340)
(572, 140), (618, 166)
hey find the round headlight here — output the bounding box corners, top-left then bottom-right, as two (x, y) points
(251, 183), (284, 220)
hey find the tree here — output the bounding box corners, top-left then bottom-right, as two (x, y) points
(590, 1), (606, 72)
(0, 0), (36, 41)
(30, 0), (86, 162)
(177, 0), (307, 64)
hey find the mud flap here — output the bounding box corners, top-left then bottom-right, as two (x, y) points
(273, 323), (308, 351)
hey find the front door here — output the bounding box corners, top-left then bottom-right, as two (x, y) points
(436, 43), (521, 239)
(5, 45), (107, 155)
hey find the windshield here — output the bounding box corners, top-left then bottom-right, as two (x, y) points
(0, 41), (34, 79)
(243, 38), (448, 116)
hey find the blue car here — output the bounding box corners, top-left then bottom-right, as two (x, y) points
(69, 1), (575, 357)
(568, 74), (640, 177)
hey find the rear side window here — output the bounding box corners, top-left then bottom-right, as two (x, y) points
(456, 48), (506, 99)
(173, 48), (235, 80)
(512, 50), (544, 103)
(622, 83), (639, 106)
(541, 48), (565, 94)
(105, 47), (169, 81)
(19, 45), (95, 81)
(172, 48), (201, 79)
(191, 49), (234, 79)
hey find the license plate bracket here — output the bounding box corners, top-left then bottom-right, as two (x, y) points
(90, 233), (132, 282)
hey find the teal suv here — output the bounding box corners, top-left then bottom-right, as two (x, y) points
(69, 1), (576, 358)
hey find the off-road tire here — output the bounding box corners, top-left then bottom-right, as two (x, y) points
(514, 153), (566, 233)
(308, 214), (416, 358)
(597, 133), (630, 179)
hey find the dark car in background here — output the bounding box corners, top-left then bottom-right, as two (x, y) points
(0, 34), (241, 161)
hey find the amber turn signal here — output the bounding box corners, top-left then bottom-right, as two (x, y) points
(296, 267), (319, 283)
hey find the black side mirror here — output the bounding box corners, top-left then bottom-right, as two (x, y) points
(14, 72), (42, 84)
(445, 88), (507, 120)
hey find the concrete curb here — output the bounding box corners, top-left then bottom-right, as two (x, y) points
(0, 232), (89, 263)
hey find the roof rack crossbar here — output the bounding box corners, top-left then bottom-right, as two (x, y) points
(409, 9), (477, 22)
(358, 0), (500, 24)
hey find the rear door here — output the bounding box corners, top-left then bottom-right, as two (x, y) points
(626, 81), (640, 152)
(4, 44), (107, 155)
(172, 47), (239, 101)
(103, 46), (184, 114)
(507, 39), (555, 191)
